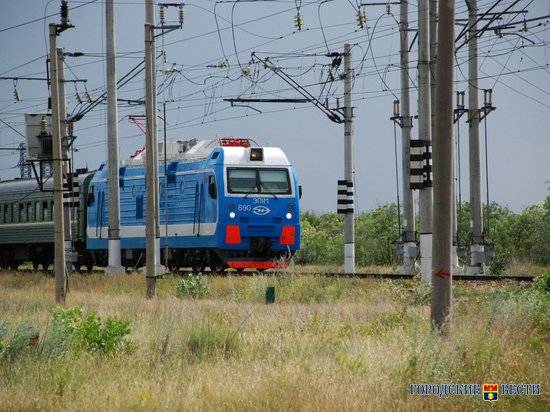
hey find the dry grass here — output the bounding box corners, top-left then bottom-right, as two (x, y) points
(0, 270), (548, 411)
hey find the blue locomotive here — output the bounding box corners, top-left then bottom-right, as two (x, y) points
(0, 138), (301, 272)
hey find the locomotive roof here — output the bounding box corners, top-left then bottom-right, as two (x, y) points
(122, 138), (291, 167)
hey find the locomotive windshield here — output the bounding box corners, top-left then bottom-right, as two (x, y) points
(227, 168), (291, 195)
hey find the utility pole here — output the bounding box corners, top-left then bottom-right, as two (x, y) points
(105, 0), (125, 276)
(431, 0), (454, 332)
(57, 49), (73, 275)
(343, 43), (355, 274)
(146, 0), (165, 277)
(398, 0), (416, 275)
(418, 0), (433, 282)
(49, 23), (66, 304)
(467, 0), (485, 275)
(145, 0), (158, 298)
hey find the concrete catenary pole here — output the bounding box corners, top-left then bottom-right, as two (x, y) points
(105, 0), (125, 275)
(343, 43), (355, 274)
(431, 0), (454, 332)
(418, 0), (433, 282)
(49, 24), (66, 304)
(145, 4), (157, 298)
(399, 0), (416, 275)
(56, 49), (73, 274)
(146, 0), (164, 275)
(467, 0), (485, 274)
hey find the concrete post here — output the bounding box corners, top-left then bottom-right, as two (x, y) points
(399, 0), (416, 275)
(467, 0), (485, 274)
(343, 43), (355, 274)
(49, 24), (66, 304)
(418, 0), (433, 282)
(105, 0), (125, 275)
(431, 0), (454, 332)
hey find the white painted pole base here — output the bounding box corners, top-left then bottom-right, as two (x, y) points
(420, 233), (432, 282)
(155, 237), (166, 275)
(344, 243), (355, 274)
(451, 245), (461, 275)
(400, 242), (417, 275)
(106, 238), (125, 275)
(466, 243), (485, 275)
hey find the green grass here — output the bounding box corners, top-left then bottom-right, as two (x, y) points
(0, 270), (548, 411)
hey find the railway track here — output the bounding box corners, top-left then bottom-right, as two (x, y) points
(3, 268), (536, 282)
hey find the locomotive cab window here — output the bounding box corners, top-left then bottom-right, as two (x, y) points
(227, 168), (291, 195)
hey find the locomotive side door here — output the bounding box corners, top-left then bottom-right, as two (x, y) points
(204, 173), (218, 229)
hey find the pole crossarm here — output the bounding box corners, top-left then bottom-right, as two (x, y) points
(250, 52), (344, 123)
(224, 98), (311, 104)
(0, 76), (86, 83)
(487, 13), (550, 30)
(456, 0), (524, 52)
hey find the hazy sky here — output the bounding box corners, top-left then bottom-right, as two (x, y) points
(0, 0), (549, 213)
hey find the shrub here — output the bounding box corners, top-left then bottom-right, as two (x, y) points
(0, 321), (38, 362)
(43, 306), (135, 356)
(488, 252), (508, 276)
(78, 312), (135, 354)
(534, 273), (550, 293)
(176, 275), (209, 299)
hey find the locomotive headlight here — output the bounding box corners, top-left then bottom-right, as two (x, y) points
(286, 212), (292, 220)
(229, 211), (236, 219)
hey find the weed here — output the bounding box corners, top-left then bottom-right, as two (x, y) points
(411, 281), (432, 305)
(77, 312), (135, 354)
(0, 321), (38, 362)
(534, 273), (550, 293)
(184, 319), (240, 359)
(41, 306), (136, 357)
(489, 252), (508, 275)
(176, 274), (209, 299)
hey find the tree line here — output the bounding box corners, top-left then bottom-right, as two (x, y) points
(296, 196), (550, 268)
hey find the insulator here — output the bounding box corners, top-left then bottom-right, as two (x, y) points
(241, 65), (252, 77)
(393, 99), (400, 117)
(483, 89), (492, 107)
(386, 3), (391, 15)
(294, 13), (303, 31)
(356, 10), (366, 29)
(67, 121), (74, 137)
(13, 81), (20, 102)
(75, 91), (83, 104)
(159, 6), (165, 25)
(456, 91), (465, 109)
(61, 0), (69, 26)
(523, 20), (527, 32)
(179, 5), (185, 26)
(85, 90), (93, 103)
